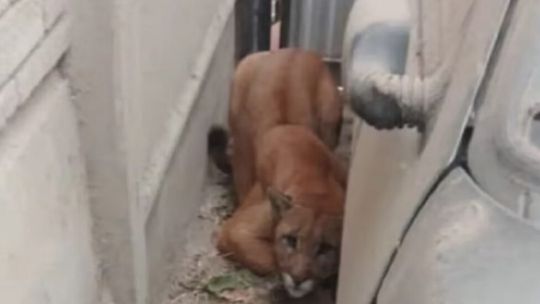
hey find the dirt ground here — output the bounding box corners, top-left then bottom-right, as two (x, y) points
(163, 107), (353, 304)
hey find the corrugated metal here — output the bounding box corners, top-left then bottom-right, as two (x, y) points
(285, 0), (355, 60)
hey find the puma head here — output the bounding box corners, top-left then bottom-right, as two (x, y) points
(267, 187), (342, 298)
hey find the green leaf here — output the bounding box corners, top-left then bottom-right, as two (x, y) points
(204, 273), (249, 296)
(236, 269), (260, 285)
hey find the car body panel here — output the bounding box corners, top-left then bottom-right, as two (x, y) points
(469, 0), (540, 223)
(337, 0), (510, 302)
(378, 168), (540, 304)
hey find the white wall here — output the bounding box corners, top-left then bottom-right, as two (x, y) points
(69, 0), (236, 303)
(0, 0), (98, 302)
(145, 14), (235, 302)
(0, 73), (97, 304)
(0, 0), (236, 303)
(123, 0), (230, 181)
(0, 0), (236, 302)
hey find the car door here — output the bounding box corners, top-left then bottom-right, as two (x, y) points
(337, 0), (512, 303)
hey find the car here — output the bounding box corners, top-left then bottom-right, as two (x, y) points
(336, 0), (540, 303)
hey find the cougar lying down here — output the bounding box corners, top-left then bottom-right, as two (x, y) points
(208, 48), (346, 298)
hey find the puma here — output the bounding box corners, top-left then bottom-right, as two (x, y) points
(208, 49), (345, 298)
(218, 125), (346, 298)
(209, 48), (343, 201)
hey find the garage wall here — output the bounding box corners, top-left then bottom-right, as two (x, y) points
(0, 0), (98, 303)
(0, 0), (235, 303)
(145, 13), (235, 302)
(69, 0), (236, 303)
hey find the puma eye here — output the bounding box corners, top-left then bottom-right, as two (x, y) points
(317, 243), (334, 256)
(282, 235), (297, 249)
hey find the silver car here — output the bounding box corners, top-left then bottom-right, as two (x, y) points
(335, 0), (540, 303)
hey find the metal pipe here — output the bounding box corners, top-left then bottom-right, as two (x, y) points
(235, 0), (272, 61)
(279, 0), (291, 47)
(283, 0), (354, 60)
(253, 0), (272, 51)
(342, 0), (450, 129)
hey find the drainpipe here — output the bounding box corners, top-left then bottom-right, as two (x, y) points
(235, 0), (272, 61)
(279, 0), (291, 48)
(342, 0), (450, 130)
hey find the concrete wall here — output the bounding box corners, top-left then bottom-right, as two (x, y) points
(0, 0), (98, 303)
(69, 0), (236, 303)
(0, 0), (235, 302)
(145, 13), (235, 303)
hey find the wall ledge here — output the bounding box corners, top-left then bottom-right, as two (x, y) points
(137, 0), (235, 225)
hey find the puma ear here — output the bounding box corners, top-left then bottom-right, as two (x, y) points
(267, 187), (292, 218)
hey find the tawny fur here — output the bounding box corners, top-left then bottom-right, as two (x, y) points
(216, 49), (346, 290)
(218, 126), (345, 273)
(228, 49), (343, 203)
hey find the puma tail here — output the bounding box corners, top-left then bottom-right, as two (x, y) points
(207, 125), (232, 174)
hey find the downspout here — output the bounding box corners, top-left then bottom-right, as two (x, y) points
(235, 0), (272, 61)
(342, 0), (450, 130)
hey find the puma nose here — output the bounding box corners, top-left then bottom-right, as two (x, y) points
(290, 259), (311, 283)
(282, 273), (315, 298)
(291, 274), (308, 286)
